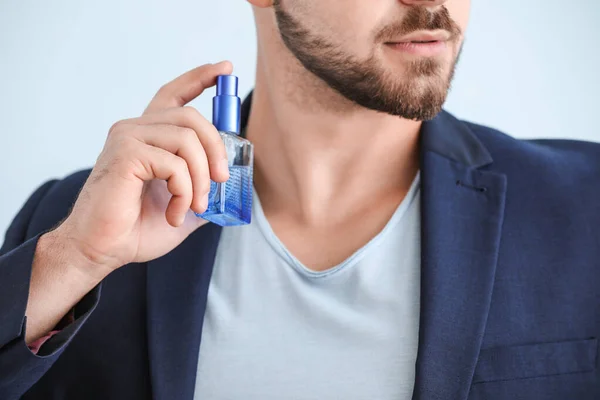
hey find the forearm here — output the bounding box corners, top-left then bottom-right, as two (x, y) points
(25, 227), (107, 344)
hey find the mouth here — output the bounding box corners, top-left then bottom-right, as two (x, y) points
(395, 30), (452, 43)
(385, 30), (452, 57)
(406, 40), (441, 44)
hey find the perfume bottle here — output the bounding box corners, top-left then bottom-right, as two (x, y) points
(197, 75), (254, 226)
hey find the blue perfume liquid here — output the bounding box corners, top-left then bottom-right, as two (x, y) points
(197, 131), (254, 226)
(199, 165), (253, 226)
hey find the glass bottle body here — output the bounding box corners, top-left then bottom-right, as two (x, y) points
(197, 131), (253, 226)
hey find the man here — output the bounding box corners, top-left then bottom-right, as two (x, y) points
(0, 0), (598, 399)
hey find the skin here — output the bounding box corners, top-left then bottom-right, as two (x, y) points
(246, 0), (469, 268)
(24, 0), (470, 343)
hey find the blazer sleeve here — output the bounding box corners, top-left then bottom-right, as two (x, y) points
(0, 180), (101, 400)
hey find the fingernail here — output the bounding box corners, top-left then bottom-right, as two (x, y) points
(215, 60), (233, 72)
(202, 193), (209, 210)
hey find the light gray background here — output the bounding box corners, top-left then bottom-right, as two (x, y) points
(1, 0), (598, 234)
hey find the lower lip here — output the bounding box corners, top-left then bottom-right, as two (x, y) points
(386, 41), (447, 57)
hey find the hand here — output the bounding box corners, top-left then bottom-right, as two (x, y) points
(54, 61), (233, 279)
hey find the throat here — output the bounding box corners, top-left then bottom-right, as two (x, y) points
(259, 179), (419, 272)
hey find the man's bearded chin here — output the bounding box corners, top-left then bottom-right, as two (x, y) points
(274, 4), (463, 121)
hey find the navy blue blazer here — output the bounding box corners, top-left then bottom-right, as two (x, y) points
(1, 94), (599, 399)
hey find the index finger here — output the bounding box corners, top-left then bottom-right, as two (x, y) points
(144, 61), (234, 115)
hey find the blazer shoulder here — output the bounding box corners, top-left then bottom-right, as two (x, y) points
(464, 120), (600, 177)
(461, 120), (600, 220)
(25, 168), (93, 239)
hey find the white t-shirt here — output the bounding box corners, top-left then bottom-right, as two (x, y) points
(194, 173), (421, 400)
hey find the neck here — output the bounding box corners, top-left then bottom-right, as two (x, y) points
(245, 54), (421, 226)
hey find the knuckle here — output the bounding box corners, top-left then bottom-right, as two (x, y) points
(208, 135), (226, 153)
(179, 127), (198, 144)
(108, 120), (125, 137)
(203, 139), (224, 158)
(180, 106), (200, 123)
(108, 120), (139, 141)
(174, 156), (190, 176)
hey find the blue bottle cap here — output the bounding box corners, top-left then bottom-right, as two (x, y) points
(213, 75), (241, 134)
(216, 75), (238, 96)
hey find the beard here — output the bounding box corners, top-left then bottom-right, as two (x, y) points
(274, 3), (463, 121)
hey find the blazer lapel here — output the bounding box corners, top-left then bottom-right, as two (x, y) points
(413, 112), (507, 400)
(146, 223), (222, 400)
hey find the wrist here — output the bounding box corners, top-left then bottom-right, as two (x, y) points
(39, 226), (112, 286)
(26, 228), (105, 344)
